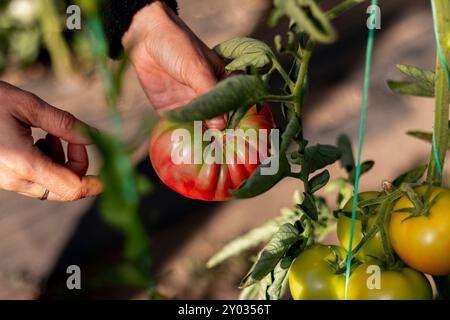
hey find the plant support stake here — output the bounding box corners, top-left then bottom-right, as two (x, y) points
(344, 0), (378, 300)
(429, 0), (450, 184)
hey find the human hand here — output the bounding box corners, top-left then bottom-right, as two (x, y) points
(122, 1), (227, 130)
(0, 81), (102, 201)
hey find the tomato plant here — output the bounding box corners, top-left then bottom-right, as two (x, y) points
(390, 186), (450, 275)
(149, 106), (275, 201)
(347, 263), (433, 300)
(337, 191), (385, 262)
(143, 0), (450, 301)
(289, 244), (346, 300)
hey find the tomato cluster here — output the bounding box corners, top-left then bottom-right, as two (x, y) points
(289, 187), (450, 300)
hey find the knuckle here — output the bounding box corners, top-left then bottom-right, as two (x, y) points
(57, 111), (76, 133)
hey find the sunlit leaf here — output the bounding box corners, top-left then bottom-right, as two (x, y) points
(215, 37), (273, 72)
(163, 75), (267, 122)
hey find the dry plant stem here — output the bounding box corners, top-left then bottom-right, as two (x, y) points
(427, 0), (450, 185)
(38, 0), (73, 77)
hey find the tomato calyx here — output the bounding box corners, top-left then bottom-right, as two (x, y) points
(395, 183), (444, 220)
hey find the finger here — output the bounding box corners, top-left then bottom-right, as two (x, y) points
(16, 176), (102, 201)
(36, 134), (66, 165)
(66, 143), (89, 177)
(25, 148), (93, 200)
(205, 116), (227, 130)
(15, 93), (94, 144)
(45, 134), (66, 165)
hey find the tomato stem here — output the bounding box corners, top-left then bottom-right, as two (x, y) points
(293, 41), (316, 116)
(427, 0), (450, 186)
(272, 57), (296, 90)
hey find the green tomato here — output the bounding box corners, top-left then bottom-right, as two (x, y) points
(348, 263), (433, 300)
(337, 191), (385, 262)
(289, 244), (346, 300)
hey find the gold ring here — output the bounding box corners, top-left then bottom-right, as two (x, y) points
(40, 189), (50, 201)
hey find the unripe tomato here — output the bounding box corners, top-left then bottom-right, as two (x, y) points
(390, 186), (450, 275)
(289, 244), (346, 300)
(149, 106), (275, 201)
(337, 192), (385, 262)
(348, 263), (432, 300)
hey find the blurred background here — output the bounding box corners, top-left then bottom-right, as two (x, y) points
(0, 0), (445, 299)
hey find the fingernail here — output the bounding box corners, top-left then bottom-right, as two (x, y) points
(205, 116), (227, 130)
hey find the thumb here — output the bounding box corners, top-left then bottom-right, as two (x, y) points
(186, 65), (227, 131)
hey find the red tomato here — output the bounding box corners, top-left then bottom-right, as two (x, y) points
(149, 106), (275, 201)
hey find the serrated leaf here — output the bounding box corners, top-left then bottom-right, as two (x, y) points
(304, 144), (341, 173)
(309, 170), (330, 193)
(266, 263), (290, 300)
(392, 165), (427, 187)
(407, 130), (450, 149)
(87, 129), (149, 260)
(274, 0), (337, 43)
(206, 213), (297, 269)
(248, 224), (300, 282)
(240, 261), (290, 300)
(163, 75), (267, 122)
(337, 134), (355, 172)
(232, 154), (290, 198)
(388, 64), (435, 97)
(298, 192), (318, 221)
(349, 160), (375, 184)
(280, 116), (300, 153)
(387, 81), (434, 98)
(215, 37), (273, 72)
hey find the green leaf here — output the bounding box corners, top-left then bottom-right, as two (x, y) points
(163, 75), (267, 122)
(206, 213), (297, 269)
(239, 261), (290, 300)
(388, 64), (435, 97)
(392, 165), (427, 187)
(273, 0), (337, 44)
(266, 263), (290, 300)
(349, 160), (375, 184)
(87, 129), (149, 260)
(304, 144), (341, 173)
(214, 37), (273, 72)
(407, 130), (450, 149)
(232, 154), (291, 198)
(280, 116), (301, 153)
(337, 134), (355, 172)
(244, 224), (300, 284)
(309, 170), (330, 193)
(298, 192), (318, 221)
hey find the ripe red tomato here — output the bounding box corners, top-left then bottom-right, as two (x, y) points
(149, 106), (275, 201)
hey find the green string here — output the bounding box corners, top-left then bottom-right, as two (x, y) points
(430, 0), (450, 178)
(344, 0), (378, 301)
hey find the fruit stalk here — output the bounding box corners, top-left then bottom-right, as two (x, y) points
(427, 0), (450, 185)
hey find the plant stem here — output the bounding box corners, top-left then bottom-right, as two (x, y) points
(326, 0), (367, 20)
(262, 94), (295, 102)
(272, 58), (296, 90)
(293, 41), (316, 116)
(38, 0), (73, 78)
(427, 0), (450, 185)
